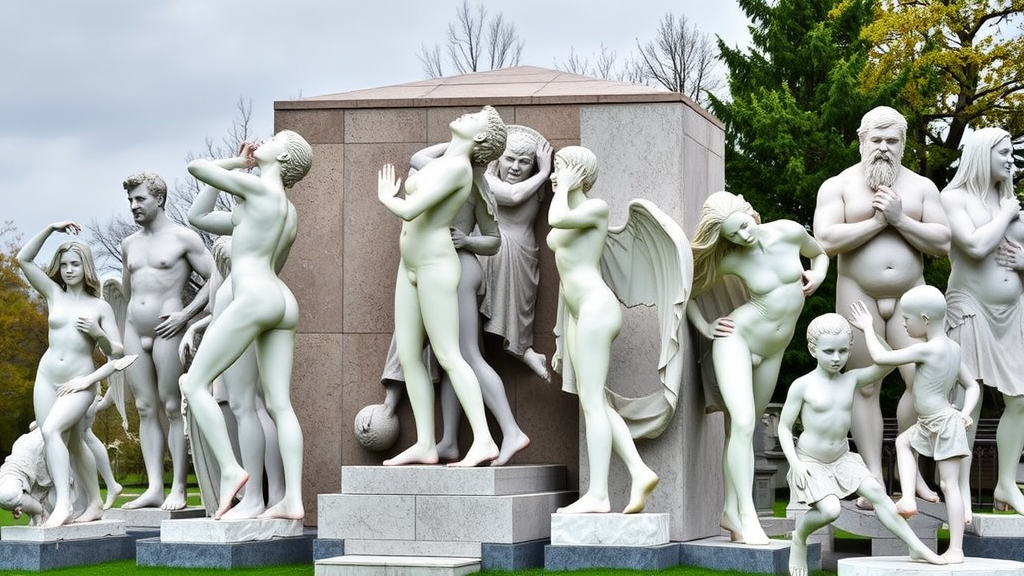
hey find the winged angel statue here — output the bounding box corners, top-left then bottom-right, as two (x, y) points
(547, 146), (692, 514)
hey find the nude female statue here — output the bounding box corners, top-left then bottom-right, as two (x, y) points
(376, 106), (506, 467)
(940, 127), (1024, 515)
(546, 146), (659, 514)
(182, 130), (313, 520)
(16, 221), (127, 527)
(686, 191), (829, 544)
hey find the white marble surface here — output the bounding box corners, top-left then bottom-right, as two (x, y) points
(550, 512), (669, 546)
(1, 519), (126, 542)
(341, 465), (566, 496)
(316, 555), (480, 576)
(342, 539), (481, 558)
(834, 499), (942, 538)
(968, 513), (1024, 538)
(837, 556), (1024, 576)
(103, 506), (206, 527)
(160, 517), (303, 543)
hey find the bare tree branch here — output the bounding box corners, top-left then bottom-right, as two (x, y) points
(633, 12), (724, 106)
(421, 0), (524, 78)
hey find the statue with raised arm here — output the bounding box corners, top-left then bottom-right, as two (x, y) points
(813, 107), (950, 507)
(686, 191), (829, 544)
(940, 127), (1024, 515)
(14, 222), (134, 526)
(780, 313), (946, 576)
(181, 130), (312, 520)
(111, 172), (214, 511)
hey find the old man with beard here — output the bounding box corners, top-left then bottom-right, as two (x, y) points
(813, 106), (950, 507)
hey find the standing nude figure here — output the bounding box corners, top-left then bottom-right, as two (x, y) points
(119, 172), (213, 510)
(182, 130), (313, 520)
(940, 127), (1024, 515)
(813, 107), (950, 506)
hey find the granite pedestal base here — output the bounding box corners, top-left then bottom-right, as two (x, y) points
(316, 555), (479, 576)
(960, 513), (1024, 561)
(136, 528), (316, 568)
(160, 517), (304, 542)
(833, 499), (941, 555)
(0, 520), (135, 571)
(544, 512), (675, 570)
(837, 556), (1024, 575)
(545, 542), (679, 571)
(103, 505), (205, 527)
(678, 536), (820, 574)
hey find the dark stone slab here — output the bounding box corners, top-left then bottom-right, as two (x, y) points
(678, 536), (820, 574)
(0, 534), (137, 571)
(964, 534), (1024, 562)
(544, 542), (679, 571)
(135, 529), (315, 568)
(313, 537), (345, 560)
(482, 538), (547, 571)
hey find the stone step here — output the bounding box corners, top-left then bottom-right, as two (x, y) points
(343, 539), (481, 558)
(838, 556), (1024, 575)
(340, 464), (566, 496)
(316, 554), (480, 576)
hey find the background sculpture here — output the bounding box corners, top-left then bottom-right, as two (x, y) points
(813, 107), (950, 507)
(181, 130), (312, 520)
(940, 126), (1024, 515)
(686, 191), (828, 544)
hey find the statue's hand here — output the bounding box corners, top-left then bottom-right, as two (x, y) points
(449, 227), (468, 249)
(790, 461), (811, 491)
(155, 311), (188, 339)
(961, 412), (974, 430)
(996, 239), (1024, 271)
(51, 221), (81, 235)
(535, 141), (553, 174)
(872, 186), (903, 225)
(709, 317), (735, 339)
(378, 164), (402, 204)
(76, 315), (104, 339)
(847, 301), (873, 332)
(1000, 195), (1021, 218)
(801, 269), (825, 296)
(57, 376), (92, 397)
(237, 142), (258, 170)
(178, 324), (199, 364)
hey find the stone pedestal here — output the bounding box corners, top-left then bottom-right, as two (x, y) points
(316, 555), (480, 576)
(544, 513), (675, 571)
(103, 506), (206, 528)
(961, 513), (1024, 562)
(316, 465), (575, 571)
(837, 556), (1024, 575)
(833, 499), (941, 556)
(0, 520), (135, 571)
(160, 517), (303, 542)
(136, 527), (315, 568)
(678, 535), (819, 574)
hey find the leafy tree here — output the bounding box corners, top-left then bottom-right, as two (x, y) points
(0, 223), (47, 458)
(857, 0), (1024, 187)
(419, 0), (523, 78)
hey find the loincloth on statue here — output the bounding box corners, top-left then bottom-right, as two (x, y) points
(788, 444), (873, 505)
(946, 289), (1024, 397)
(479, 232), (539, 356)
(906, 406), (970, 461)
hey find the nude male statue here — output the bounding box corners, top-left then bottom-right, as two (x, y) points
(119, 172), (213, 510)
(813, 107), (950, 505)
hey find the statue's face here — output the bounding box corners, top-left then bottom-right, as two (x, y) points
(809, 332), (850, 375)
(59, 250), (84, 288)
(254, 132), (288, 164)
(859, 125), (904, 168)
(450, 111), (490, 140)
(127, 185), (162, 224)
(991, 137), (1014, 182)
(721, 212), (758, 247)
(497, 150), (535, 184)
(901, 310), (928, 339)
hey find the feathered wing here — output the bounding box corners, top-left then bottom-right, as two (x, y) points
(553, 199), (693, 439)
(101, 277), (131, 431)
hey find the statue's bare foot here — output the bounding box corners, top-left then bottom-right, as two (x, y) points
(557, 493), (611, 514)
(434, 439), (460, 463)
(103, 482), (123, 510)
(43, 502), (73, 528)
(854, 496), (874, 511)
(993, 483), (1024, 515)
(122, 488), (165, 510)
(448, 439), (498, 468)
(214, 468), (249, 520)
(909, 542), (947, 565)
(916, 478), (940, 503)
(895, 496), (917, 519)
(521, 349), (550, 382)
(74, 499), (104, 523)
(720, 513), (742, 541)
(623, 467), (659, 513)
(941, 549), (965, 564)
(492, 431), (530, 466)
(258, 497), (304, 521)
(384, 443), (439, 466)
(788, 537), (808, 576)
(160, 484), (187, 511)
(221, 498), (266, 521)
(736, 516), (770, 545)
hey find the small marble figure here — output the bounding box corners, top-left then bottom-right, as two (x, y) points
(813, 107), (951, 507)
(376, 107), (506, 467)
(779, 313), (946, 576)
(110, 172), (214, 511)
(686, 191), (828, 544)
(940, 127), (1024, 516)
(182, 130), (313, 520)
(851, 286), (979, 563)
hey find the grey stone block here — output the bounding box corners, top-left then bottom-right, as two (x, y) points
(343, 538), (480, 558)
(964, 534), (1024, 562)
(135, 529), (315, 568)
(316, 554), (480, 576)
(550, 512), (669, 546)
(969, 513), (1024, 538)
(160, 517), (303, 543)
(481, 539), (547, 571)
(839, 555), (1024, 576)
(678, 536), (820, 575)
(416, 491), (574, 543)
(341, 464), (567, 496)
(318, 493), (415, 540)
(0, 534), (136, 571)
(544, 542), (679, 571)
(314, 538), (345, 560)
(1, 518), (125, 541)
(103, 506), (206, 527)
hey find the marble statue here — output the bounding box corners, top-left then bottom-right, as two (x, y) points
(480, 125), (554, 380)
(686, 191), (828, 544)
(105, 172), (214, 511)
(376, 106), (506, 467)
(179, 236), (285, 518)
(779, 312), (946, 576)
(0, 425), (53, 526)
(547, 146), (692, 514)
(181, 130), (313, 520)
(15, 221), (133, 527)
(940, 126), (1024, 515)
(81, 380), (126, 510)
(813, 106), (951, 508)
(852, 286), (978, 564)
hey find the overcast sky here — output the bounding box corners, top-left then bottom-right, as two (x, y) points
(0, 0), (750, 263)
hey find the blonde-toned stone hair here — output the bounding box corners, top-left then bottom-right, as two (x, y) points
(806, 313), (853, 351)
(470, 106), (508, 166)
(900, 284), (947, 322)
(553, 146), (599, 192)
(123, 171), (167, 208)
(690, 191), (761, 296)
(857, 106), (907, 141)
(45, 241), (101, 297)
(277, 130), (313, 189)
(944, 127), (1014, 201)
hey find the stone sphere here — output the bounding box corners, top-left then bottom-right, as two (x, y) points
(354, 403), (399, 452)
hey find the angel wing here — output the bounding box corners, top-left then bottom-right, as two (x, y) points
(690, 276), (749, 414)
(101, 276), (131, 432)
(553, 199), (693, 439)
